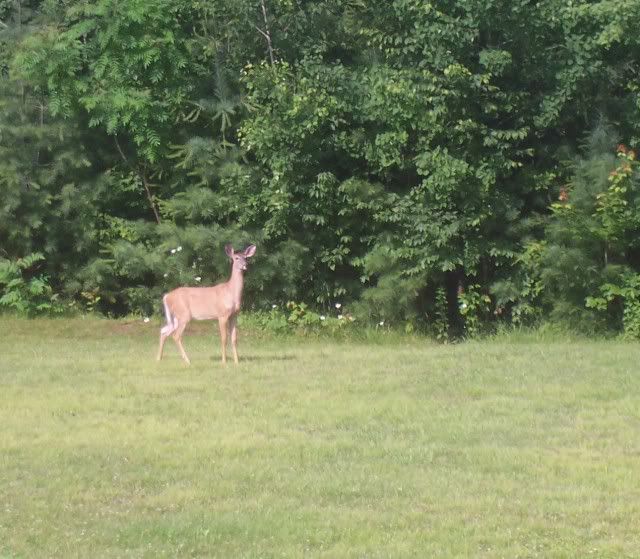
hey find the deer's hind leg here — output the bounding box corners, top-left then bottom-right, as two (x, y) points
(157, 330), (169, 361)
(172, 320), (191, 365)
(158, 295), (177, 361)
(157, 317), (178, 361)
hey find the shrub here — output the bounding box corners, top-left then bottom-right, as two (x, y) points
(0, 253), (63, 315)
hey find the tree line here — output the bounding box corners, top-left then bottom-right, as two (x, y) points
(2, 0), (640, 337)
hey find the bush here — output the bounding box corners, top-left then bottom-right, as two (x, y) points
(244, 301), (357, 337)
(0, 253), (63, 315)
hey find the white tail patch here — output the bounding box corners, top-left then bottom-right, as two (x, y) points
(160, 322), (175, 336)
(160, 295), (177, 336)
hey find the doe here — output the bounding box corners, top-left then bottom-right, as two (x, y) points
(157, 244), (257, 365)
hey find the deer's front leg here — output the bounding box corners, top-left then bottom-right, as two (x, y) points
(218, 317), (228, 364)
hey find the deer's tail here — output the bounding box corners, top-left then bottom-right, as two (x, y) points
(160, 295), (178, 336)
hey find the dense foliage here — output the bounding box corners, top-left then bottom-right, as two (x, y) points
(2, 0), (640, 337)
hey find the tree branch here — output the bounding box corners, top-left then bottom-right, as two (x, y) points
(253, 24), (270, 41)
(114, 136), (161, 224)
(114, 135), (129, 165)
(141, 167), (162, 225)
(259, 0), (275, 65)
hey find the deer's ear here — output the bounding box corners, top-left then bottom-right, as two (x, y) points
(224, 244), (234, 258)
(243, 244), (257, 258)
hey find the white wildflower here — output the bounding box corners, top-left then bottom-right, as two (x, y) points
(338, 314), (343, 320)
(379, 320), (385, 326)
(272, 304), (277, 309)
(170, 249), (176, 254)
(335, 303), (342, 309)
(143, 317), (150, 323)
(163, 273), (168, 278)
(320, 315), (326, 321)
(177, 246), (182, 252)
(195, 276), (201, 282)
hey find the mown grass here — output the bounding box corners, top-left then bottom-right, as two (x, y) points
(1, 316), (639, 558)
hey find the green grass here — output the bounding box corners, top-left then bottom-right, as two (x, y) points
(1, 316), (640, 558)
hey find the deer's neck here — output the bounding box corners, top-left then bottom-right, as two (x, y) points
(228, 267), (245, 307)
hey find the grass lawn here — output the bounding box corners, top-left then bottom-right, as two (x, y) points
(1, 316), (639, 558)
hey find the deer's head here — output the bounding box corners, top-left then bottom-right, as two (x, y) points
(225, 244), (257, 272)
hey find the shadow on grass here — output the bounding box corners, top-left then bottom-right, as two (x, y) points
(208, 353), (297, 363)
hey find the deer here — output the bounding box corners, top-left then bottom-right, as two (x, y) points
(156, 244), (257, 365)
